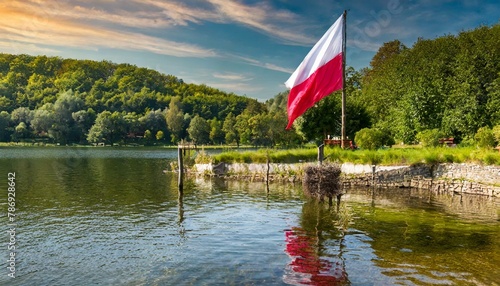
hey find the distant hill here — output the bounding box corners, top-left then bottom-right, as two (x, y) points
(0, 54), (269, 145)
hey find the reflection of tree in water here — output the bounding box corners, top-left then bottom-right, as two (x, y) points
(283, 200), (348, 285)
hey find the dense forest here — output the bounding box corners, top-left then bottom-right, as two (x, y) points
(0, 54), (288, 146)
(0, 22), (499, 148)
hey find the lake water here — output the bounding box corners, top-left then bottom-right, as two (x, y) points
(0, 147), (499, 285)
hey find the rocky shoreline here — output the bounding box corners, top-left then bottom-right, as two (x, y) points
(192, 162), (500, 197)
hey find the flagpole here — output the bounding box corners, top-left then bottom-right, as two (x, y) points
(341, 10), (347, 149)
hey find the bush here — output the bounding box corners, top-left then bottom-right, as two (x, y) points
(475, 127), (495, 148)
(416, 129), (442, 147)
(354, 128), (385, 150)
(493, 125), (500, 146)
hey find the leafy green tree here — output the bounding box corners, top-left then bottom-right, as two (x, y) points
(486, 74), (500, 126)
(269, 111), (302, 147)
(166, 96), (185, 144)
(87, 111), (112, 144)
(139, 109), (167, 136)
(13, 122), (29, 141)
(31, 107), (55, 137)
(235, 112), (252, 145)
(156, 130), (164, 141)
(208, 118), (224, 145)
(0, 111), (11, 141)
(25, 74), (58, 109)
(248, 113), (272, 147)
(299, 93), (341, 144)
(416, 129), (443, 147)
(87, 111), (126, 144)
(265, 91), (288, 113)
(144, 130), (153, 141)
(355, 128), (385, 150)
(188, 115), (210, 145)
(11, 107), (34, 126)
(369, 40), (406, 72)
(493, 125), (500, 146)
(222, 112), (239, 146)
(122, 112), (141, 138)
(474, 127), (495, 148)
(50, 90), (84, 143)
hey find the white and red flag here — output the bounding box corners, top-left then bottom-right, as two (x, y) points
(285, 13), (345, 129)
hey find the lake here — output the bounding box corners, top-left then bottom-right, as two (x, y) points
(1, 147), (499, 285)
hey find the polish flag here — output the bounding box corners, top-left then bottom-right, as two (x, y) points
(285, 13), (345, 129)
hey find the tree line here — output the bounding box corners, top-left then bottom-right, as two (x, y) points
(0, 54), (298, 146)
(1, 22), (499, 148)
(355, 23), (500, 146)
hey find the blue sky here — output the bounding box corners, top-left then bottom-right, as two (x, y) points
(0, 0), (498, 101)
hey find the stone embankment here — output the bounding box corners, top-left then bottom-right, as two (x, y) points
(193, 162), (500, 197)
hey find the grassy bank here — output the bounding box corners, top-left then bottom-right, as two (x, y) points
(207, 146), (500, 166)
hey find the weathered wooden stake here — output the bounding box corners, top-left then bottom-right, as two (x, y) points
(178, 146), (183, 193)
(266, 154), (270, 193)
(371, 165), (376, 186)
(318, 144), (324, 165)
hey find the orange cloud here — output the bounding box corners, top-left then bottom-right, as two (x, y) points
(0, 2), (218, 58)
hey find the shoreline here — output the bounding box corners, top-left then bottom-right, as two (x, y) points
(192, 162), (500, 198)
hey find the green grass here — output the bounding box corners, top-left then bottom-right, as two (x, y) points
(209, 146), (500, 166)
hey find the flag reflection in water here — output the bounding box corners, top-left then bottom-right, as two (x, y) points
(284, 227), (346, 285)
(283, 198), (348, 285)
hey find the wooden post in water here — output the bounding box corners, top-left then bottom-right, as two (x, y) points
(266, 153), (270, 193)
(178, 146), (183, 193)
(317, 144), (324, 165)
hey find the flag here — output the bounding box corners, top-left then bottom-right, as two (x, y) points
(285, 13), (344, 129)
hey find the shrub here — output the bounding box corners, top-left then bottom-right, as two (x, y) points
(194, 150), (212, 164)
(458, 136), (475, 147)
(354, 128), (384, 150)
(493, 125), (500, 146)
(474, 127), (495, 148)
(416, 129), (442, 147)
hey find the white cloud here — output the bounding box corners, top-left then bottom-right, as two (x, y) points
(213, 72), (252, 81)
(231, 55), (294, 74)
(0, 4), (218, 58)
(0, 41), (60, 55)
(206, 0), (315, 45)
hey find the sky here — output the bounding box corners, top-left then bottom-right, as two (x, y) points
(0, 0), (499, 101)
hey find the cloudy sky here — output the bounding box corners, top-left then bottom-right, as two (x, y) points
(0, 0), (498, 101)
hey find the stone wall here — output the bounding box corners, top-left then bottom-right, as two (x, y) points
(192, 162), (305, 182)
(192, 162), (500, 197)
(341, 163), (500, 197)
(434, 163), (500, 185)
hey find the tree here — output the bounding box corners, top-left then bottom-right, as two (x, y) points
(13, 122), (30, 141)
(369, 40), (406, 71)
(72, 109), (96, 143)
(474, 127), (495, 148)
(51, 90), (84, 143)
(155, 130), (164, 141)
(166, 96), (185, 143)
(144, 129), (153, 141)
(11, 107), (34, 126)
(493, 125), (500, 146)
(416, 129), (442, 147)
(87, 111), (113, 144)
(208, 118), (224, 145)
(0, 111), (11, 141)
(248, 113), (272, 147)
(354, 128), (385, 150)
(299, 93), (341, 144)
(139, 109), (167, 136)
(187, 115), (210, 145)
(31, 107), (55, 137)
(87, 111), (126, 144)
(222, 112), (239, 146)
